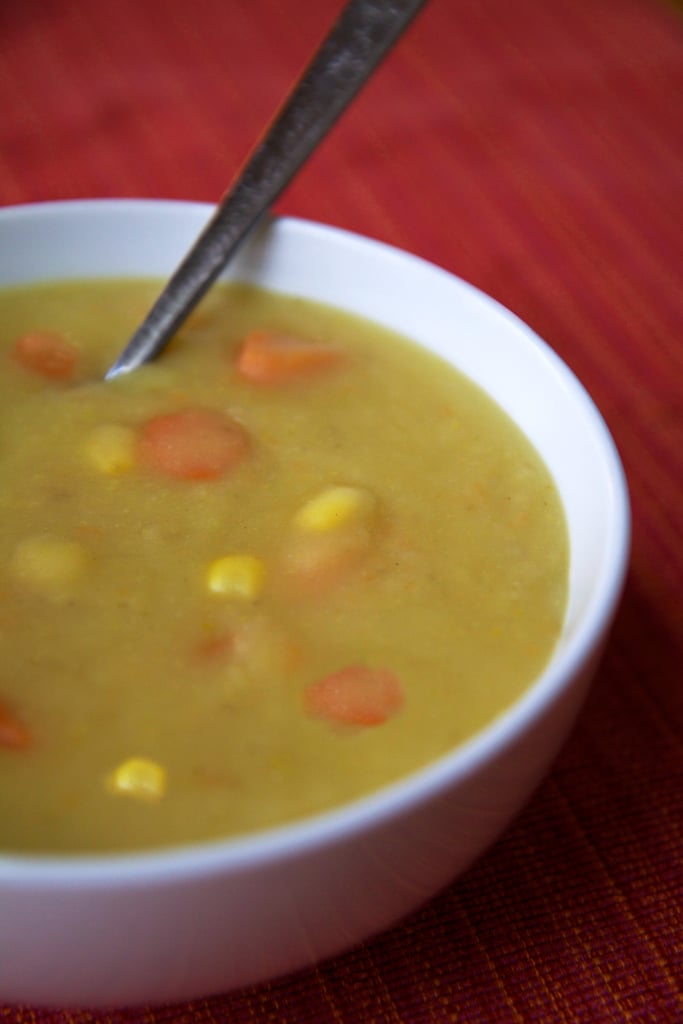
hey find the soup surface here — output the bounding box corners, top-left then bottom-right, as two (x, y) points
(0, 279), (568, 853)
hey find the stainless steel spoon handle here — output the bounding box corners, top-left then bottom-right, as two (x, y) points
(105, 0), (427, 379)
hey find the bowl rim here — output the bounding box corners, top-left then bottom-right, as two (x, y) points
(0, 198), (631, 886)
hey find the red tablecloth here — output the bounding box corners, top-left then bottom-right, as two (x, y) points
(1, 0), (682, 1020)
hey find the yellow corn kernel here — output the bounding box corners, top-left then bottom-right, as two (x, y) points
(85, 423), (137, 475)
(294, 485), (375, 533)
(206, 555), (266, 600)
(12, 536), (87, 597)
(106, 757), (166, 803)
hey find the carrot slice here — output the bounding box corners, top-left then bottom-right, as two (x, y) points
(0, 700), (32, 750)
(304, 665), (404, 727)
(12, 330), (79, 381)
(282, 530), (370, 595)
(138, 409), (250, 480)
(236, 330), (342, 385)
(192, 633), (235, 663)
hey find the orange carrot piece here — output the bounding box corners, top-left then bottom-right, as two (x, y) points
(235, 330), (342, 385)
(192, 633), (235, 663)
(0, 700), (32, 750)
(304, 665), (404, 727)
(138, 409), (250, 481)
(12, 330), (79, 381)
(281, 528), (372, 596)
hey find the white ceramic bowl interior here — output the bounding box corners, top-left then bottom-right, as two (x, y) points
(0, 200), (629, 1008)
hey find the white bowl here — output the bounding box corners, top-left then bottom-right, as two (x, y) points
(0, 200), (629, 1008)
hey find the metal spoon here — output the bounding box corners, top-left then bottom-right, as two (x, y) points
(105, 0), (427, 380)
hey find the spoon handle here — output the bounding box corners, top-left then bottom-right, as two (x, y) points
(105, 0), (427, 379)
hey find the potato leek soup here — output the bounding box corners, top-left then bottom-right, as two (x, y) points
(0, 279), (568, 853)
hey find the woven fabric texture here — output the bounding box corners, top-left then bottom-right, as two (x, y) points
(0, 0), (681, 1020)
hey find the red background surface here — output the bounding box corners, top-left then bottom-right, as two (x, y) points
(1, 0), (682, 1020)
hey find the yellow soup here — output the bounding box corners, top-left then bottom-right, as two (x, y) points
(0, 280), (568, 853)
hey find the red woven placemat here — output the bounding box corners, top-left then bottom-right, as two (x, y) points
(1, 0), (681, 1020)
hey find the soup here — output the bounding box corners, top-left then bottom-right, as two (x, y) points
(0, 280), (568, 853)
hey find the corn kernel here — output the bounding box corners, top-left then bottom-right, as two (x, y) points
(294, 485), (375, 533)
(85, 423), (136, 475)
(206, 555), (266, 600)
(106, 757), (166, 802)
(12, 536), (87, 598)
